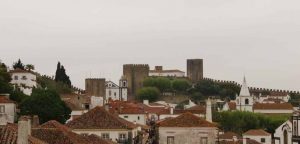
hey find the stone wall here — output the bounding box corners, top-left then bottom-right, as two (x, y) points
(187, 59), (203, 83)
(85, 78), (106, 97)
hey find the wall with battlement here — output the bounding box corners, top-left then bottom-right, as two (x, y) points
(123, 64), (149, 100)
(203, 77), (300, 95)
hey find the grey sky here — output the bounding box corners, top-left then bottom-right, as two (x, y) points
(0, 0), (299, 91)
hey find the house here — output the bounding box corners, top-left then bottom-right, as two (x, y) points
(66, 106), (140, 143)
(243, 129), (271, 144)
(253, 103), (293, 114)
(274, 120), (292, 144)
(10, 68), (36, 95)
(0, 116), (113, 144)
(149, 66), (185, 77)
(157, 112), (218, 144)
(0, 95), (16, 125)
(105, 77), (128, 101)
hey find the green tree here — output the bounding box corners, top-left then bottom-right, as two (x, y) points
(20, 89), (71, 123)
(54, 62), (71, 87)
(171, 79), (191, 92)
(190, 92), (205, 102)
(0, 63), (13, 93)
(13, 59), (25, 70)
(143, 77), (171, 92)
(137, 87), (160, 102)
(25, 64), (35, 71)
(194, 80), (221, 96)
(214, 111), (289, 134)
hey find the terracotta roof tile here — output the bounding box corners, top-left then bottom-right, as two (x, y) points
(33, 120), (113, 144)
(243, 129), (271, 136)
(157, 112), (217, 127)
(66, 106), (137, 130)
(0, 96), (15, 103)
(253, 103), (293, 110)
(219, 132), (241, 139)
(228, 102), (237, 110)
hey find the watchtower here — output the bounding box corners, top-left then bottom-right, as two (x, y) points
(85, 78), (106, 97)
(187, 59), (203, 83)
(123, 64), (149, 100)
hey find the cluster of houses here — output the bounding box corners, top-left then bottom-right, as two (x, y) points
(2, 66), (300, 144)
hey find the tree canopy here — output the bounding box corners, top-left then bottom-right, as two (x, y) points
(13, 59), (25, 70)
(55, 62), (71, 87)
(20, 88), (71, 123)
(171, 79), (191, 92)
(214, 111), (289, 134)
(137, 87), (160, 102)
(143, 77), (171, 92)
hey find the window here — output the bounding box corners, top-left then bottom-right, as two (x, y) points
(14, 76), (18, 80)
(261, 138), (265, 143)
(123, 81), (126, 87)
(124, 116), (128, 118)
(119, 133), (126, 141)
(138, 116), (140, 120)
(84, 104), (90, 110)
(109, 90), (112, 96)
(200, 137), (208, 144)
(21, 76), (27, 80)
(0, 105), (5, 113)
(167, 136), (175, 144)
(294, 121), (298, 136)
(114, 92), (116, 96)
(245, 99), (249, 105)
(101, 133), (110, 139)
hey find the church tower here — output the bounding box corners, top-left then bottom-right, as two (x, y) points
(119, 75), (128, 101)
(236, 76), (253, 112)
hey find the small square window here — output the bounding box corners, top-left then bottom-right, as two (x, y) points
(261, 138), (265, 143)
(167, 136), (174, 144)
(0, 105), (5, 113)
(101, 133), (110, 139)
(14, 76), (18, 80)
(119, 133), (126, 141)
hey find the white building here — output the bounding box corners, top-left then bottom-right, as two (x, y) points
(243, 129), (272, 144)
(105, 77), (128, 101)
(157, 112), (218, 144)
(66, 106), (140, 143)
(10, 68), (36, 96)
(274, 120), (292, 144)
(236, 77), (254, 112)
(0, 95), (16, 125)
(149, 66), (185, 77)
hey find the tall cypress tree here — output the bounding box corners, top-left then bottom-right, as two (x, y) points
(54, 62), (71, 87)
(13, 59), (25, 70)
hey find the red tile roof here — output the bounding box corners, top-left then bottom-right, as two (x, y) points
(33, 120), (113, 144)
(0, 123), (47, 144)
(0, 96), (15, 103)
(243, 129), (271, 136)
(219, 132), (241, 139)
(253, 103), (293, 110)
(157, 112), (217, 127)
(228, 102), (237, 110)
(66, 106), (137, 130)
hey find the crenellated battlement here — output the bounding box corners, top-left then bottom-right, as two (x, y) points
(203, 77), (300, 95)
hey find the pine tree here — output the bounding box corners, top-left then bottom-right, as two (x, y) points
(13, 59), (25, 70)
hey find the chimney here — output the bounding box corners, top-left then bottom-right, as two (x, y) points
(104, 104), (110, 112)
(170, 107), (174, 115)
(32, 115), (39, 127)
(17, 117), (31, 144)
(143, 100), (149, 105)
(232, 136), (238, 142)
(206, 98), (212, 122)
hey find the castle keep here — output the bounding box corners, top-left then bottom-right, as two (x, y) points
(85, 78), (106, 97)
(187, 59), (203, 82)
(123, 64), (149, 100)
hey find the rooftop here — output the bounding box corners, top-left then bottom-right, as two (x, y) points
(253, 103), (293, 110)
(243, 129), (271, 136)
(157, 112), (216, 127)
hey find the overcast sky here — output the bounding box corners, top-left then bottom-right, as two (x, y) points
(0, 0), (299, 91)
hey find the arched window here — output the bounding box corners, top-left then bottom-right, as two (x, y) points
(245, 99), (249, 105)
(284, 130), (288, 144)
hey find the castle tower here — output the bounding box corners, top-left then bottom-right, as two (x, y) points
(123, 64), (149, 100)
(236, 76), (253, 112)
(187, 59), (203, 83)
(119, 75), (128, 101)
(85, 78), (106, 97)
